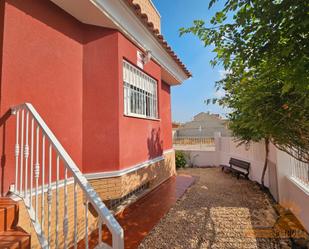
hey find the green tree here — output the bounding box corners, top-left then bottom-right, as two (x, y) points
(180, 0), (309, 186)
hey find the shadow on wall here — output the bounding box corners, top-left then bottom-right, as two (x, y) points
(0, 110), (12, 196)
(7, 0), (115, 45)
(7, 0), (84, 43)
(147, 128), (163, 160)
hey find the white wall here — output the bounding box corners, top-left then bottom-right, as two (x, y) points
(276, 149), (309, 232)
(217, 137), (269, 187)
(179, 132), (220, 167)
(183, 150), (218, 167)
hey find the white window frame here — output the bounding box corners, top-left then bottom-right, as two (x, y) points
(123, 60), (158, 120)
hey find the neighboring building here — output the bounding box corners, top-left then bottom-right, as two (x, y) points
(176, 112), (231, 137)
(172, 122), (182, 138)
(0, 0), (190, 248)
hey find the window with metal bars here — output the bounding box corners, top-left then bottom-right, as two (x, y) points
(123, 60), (158, 119)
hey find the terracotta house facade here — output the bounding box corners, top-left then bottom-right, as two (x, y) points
(0, 0), (190, 247)
(0, 0), (190, 218)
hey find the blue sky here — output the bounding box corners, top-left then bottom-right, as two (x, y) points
(152, 0), (227, 122)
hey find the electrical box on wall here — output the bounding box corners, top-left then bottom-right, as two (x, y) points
(137, 50), (144, 69)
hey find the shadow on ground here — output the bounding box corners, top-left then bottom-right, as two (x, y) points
(138, 167), (309, 249)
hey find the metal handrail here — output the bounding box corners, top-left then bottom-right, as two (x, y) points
(11, 103), (124, 249)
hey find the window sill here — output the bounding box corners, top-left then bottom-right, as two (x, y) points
(124, 113), (161, 122)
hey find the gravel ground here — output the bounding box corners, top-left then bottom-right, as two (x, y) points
(138, 167), (308, 249)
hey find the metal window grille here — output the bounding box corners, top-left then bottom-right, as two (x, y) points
(123, 60), (158, 119)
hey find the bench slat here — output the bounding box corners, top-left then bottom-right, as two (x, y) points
(229, 158), (250, 170)
(222, 157), (250, 180)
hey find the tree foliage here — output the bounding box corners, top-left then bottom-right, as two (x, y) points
(180, 0), (309, 162)
(175, 151), (187, 169)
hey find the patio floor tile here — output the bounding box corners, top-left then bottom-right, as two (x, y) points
(79, 174), (195, 249)
(116, 174), (195, 249)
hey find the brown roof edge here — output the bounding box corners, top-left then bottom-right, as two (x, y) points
(125, 0), (192, 79)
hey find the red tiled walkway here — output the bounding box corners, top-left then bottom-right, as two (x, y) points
(85, 174), (195, 249)
(117, 175), (195, 249)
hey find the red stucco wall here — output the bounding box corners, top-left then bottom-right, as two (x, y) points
(161, 81), (173, 150)
(0, 0), (6, 196)
(82, 27), (120, 173)
(0, 0), (4, 92)
(0, 0), (174, 193)
(82, 31), (174, 173)
(0, 0), (84, 194)
(118, 33), (173, 170)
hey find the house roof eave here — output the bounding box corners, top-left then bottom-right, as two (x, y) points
(49, 0), (191, 84)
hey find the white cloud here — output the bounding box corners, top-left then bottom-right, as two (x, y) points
(214, 89), (226, 98)
(219, 69), (231, 79)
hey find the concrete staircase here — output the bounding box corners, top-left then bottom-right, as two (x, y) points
(0, 198), (31, 249)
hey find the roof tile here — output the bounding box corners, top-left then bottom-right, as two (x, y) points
(125, 0), (192, 78)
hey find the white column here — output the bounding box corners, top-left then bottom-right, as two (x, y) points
(214, 132), (221, 166)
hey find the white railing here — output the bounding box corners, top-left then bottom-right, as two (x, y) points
(11, 103), (124, 249)
(290, 155), (309, 191)
(173, 137), (214, 146)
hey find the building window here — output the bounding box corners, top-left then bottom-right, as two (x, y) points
(123, 60), (158, 119)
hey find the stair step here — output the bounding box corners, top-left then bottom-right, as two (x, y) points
(0, 228), (31, 249)
(0, 197), (17, 203)
(0, 199), (19, 232)
(0, 198), (30, 249)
